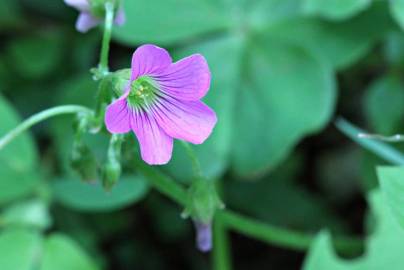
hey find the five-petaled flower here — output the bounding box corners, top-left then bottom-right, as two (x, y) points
(104, 45), (217, 165)
(64, 0), (125, 33)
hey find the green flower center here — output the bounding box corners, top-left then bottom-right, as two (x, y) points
(127, 77), (160, 110)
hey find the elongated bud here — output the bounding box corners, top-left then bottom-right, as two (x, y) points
(193, 221), (212, 252)
(182, 178), (224, 252)
(102, 160), (121, 191)
(102, 134), (123, 191)
(70, 143), (98, 183)
(70, 117), (98, 182)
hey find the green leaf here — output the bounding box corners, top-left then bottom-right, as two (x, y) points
(0, 229), (42, 270)
(1, 199), (51, 230)
(6, 32), (64, 79)
(304, 191), (404, 270)
(377, 166), (404, 230)
(266, 2), (394, 69)
(233, 37), (335, 176)
(302, 0), (371, 20)
(169, 33), (335, 177)
(0, 95), (39, 205)
(364, 74), (404, 134)
(113, 0), (231, 45)
(40, 234), (99, 270)
(0, 0), (24, 30)
(390, 0), (404, 30)
(52, 175), (149, 212)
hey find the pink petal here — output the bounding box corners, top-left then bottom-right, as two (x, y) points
(131, 111), (173, 165)
(154, 54), (211, 101)
(64, 0), (90, 11)
(76, 12), (100, 33)
(114, 7), (126, 26)
(105, 98), (131, 134)
(131, 45), (172, 81)
(151, 96), (217, 144)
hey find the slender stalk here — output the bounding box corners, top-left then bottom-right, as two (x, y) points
(180, 141), (203, 178)
(98, 1), (114, 75)
(335, 118), (404, 165)
(134, 158), (188, 205)
(217, 210), (363, 256)
(134, 163), (363, 255)
(0, 105), (92, 151)
(213, 218), (232, 270)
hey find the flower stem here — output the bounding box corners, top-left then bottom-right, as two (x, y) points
(98, 1), (114, 76)
(180, 141), (203, 178)
(213, 218), (232, 270)
(135, 161), (363, 255)
(0, 105), (92, 151)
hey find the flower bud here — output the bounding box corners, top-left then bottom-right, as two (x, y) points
(182, 178), (224, 252)
(101, 134), (123, 191)
(70, 142), (98, 183)
(102, 160), (121, 191)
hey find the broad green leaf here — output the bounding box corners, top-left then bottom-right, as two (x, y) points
(364, 74), (404, 134)
(0, 95), (39, 205)
(52, 176), (149, 212)
(40, 234), (99, 270)
(169, 34), (335, 177)
(0, 0), (23, 30)
(1, 199), (51, 230)
(267, 2), (395, 69)
(232, 37), (335, 176)
(390, 0), (404, 30)
(6, 32), (64, 79)
(0, 229), (42, 270)
(304, 191), (404, 270)
(302, 0), (371, 20)
(113, 0), (231, 45)
(377, 166), (404, 229)
(246, 0), (302, 28)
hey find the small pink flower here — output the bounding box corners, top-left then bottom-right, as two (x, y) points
(104, 45), (217, 165)
(64, 0), (125, 33)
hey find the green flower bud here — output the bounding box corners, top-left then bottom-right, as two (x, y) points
(102, 160), (121, 191)
(70, 143), (98, 183)
(182, 178), (224, 224)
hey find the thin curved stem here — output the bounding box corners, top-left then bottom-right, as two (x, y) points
(0, 105), (92, 151)
(98, 1), (114, 76)
(217, 210), (363, 256)
(180, 141), (203, 178)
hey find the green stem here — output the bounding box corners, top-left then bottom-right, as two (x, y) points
(98, 1), (114, 76)
(180, 141), (203, 178)
(0, 105), (92, 151)
(134, 158), (188, 205)
(217, 210), (362, 256)
(135, 163), (363, 255)
(213, 218), (232, 270)
(335, 118), (404, 165)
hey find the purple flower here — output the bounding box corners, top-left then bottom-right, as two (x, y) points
(64, 0), (125, 33)
(104, 45), (217, 165)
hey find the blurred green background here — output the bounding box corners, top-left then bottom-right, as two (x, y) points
(3, 0), (404, 269)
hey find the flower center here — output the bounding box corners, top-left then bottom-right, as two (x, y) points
(127, 77), (159, 110)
